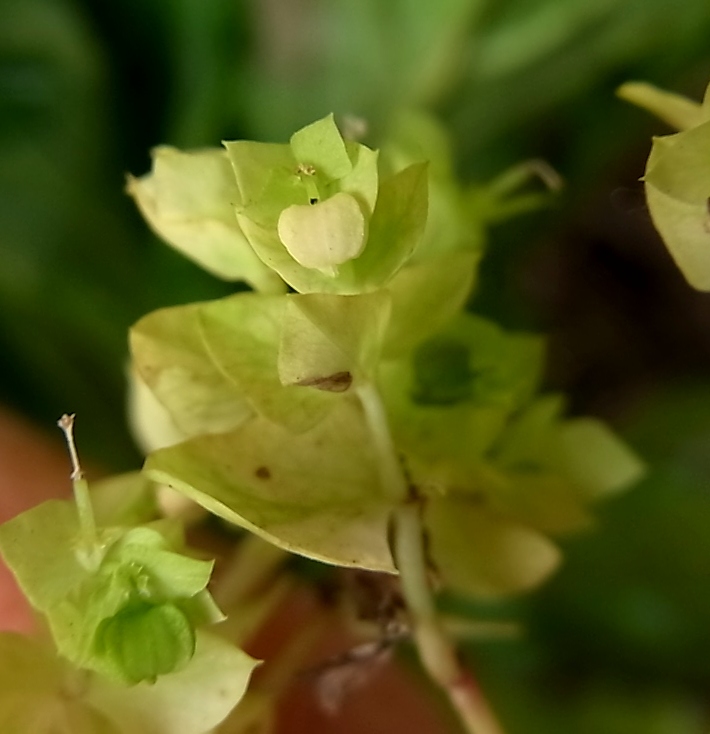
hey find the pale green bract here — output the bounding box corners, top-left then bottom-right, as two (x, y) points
(226, 114), (429, 294)
(277, 191), (366, 275)
(128, 113), (644, 599)
(145, 399), (395, 572)
(619, 79), (710, 290)
(0, 486), (226, 684)
(0, 631), (257, 734)
(131, 301), (252, 440)
(141, 301), (644, 597)
(127, 146), (283, 294)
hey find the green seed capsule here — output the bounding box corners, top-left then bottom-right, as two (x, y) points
(95, 602), (195, 684)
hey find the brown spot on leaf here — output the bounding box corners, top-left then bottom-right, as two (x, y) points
(295, 371), (353, 392)
(255, 466), (271, 480)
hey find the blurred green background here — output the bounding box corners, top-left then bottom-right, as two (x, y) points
(3, 0), (710, 730)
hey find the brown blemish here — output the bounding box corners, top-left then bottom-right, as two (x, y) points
(255, 466), (271, 480)
(295, 371), (353, 392)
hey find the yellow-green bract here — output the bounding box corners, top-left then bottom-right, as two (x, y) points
(619, 80), (710, 290)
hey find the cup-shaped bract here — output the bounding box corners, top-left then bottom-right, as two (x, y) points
(226, 114), (428, 294)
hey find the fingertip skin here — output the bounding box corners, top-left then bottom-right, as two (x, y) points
(0, 408), (71, 632)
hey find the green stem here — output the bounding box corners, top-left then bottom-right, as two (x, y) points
(393, 505), (505, 734)
(356, 385), (505, 734)
(356, 382), (408, 503)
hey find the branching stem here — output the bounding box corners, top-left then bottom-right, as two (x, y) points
(393, 504), (505, 734)
(357, 384), (506, 734)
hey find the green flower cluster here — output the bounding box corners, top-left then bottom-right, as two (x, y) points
(0, 472), (256, 734)
(129, 114), (644, 599)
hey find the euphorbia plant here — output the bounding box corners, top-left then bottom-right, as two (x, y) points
(0, 112), (644, 733)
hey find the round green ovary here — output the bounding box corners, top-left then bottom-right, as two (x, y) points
(277, 191), (366, 273)
(95, 602), (195, 684)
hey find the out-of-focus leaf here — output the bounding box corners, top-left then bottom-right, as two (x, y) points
(424, 496), (561, 598)
(383, 251), (479, 357)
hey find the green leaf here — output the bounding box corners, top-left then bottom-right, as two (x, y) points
(88, 631), (258, 734)
(0, 500), (88, 612)
(103, 527), (214, 600)
(378, 358), (509, 467)
(454, 314), (544, 409)
(347, 162), (429, 289)
(412, 336), (475, 405)
(131, 302), (252, 439)
(144, 400), (395, 572)
(424, 496), (561, 598)
(289, 114), (353, 180)
(475, 465), (594, 536)
(645, 121), (710, 204)
(339, 141), (379, 214)
(90, 472), (158, 528)
(379, 313), (542, 470)
(277, 193), (366, 274)
(383, 251), (479, 357)
(198, 293), (336, 431)
(278, 290), (391, 390)
(479, 397), (643, 533)
(617, 81), (704, 131)
(494, 394), (566, 470)
(128, 370), (188, 453)
(127, 147), (282, 292)
(554, 418), (646, 498)
(645, 183), (710, 290)
(644, 122), (710, 290)
(224, 141), (298, 213)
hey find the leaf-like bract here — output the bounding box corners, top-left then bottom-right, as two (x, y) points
(424, 497), (561, 598)
(644, 120), (710, 290)
(289, 114), (352, 180)
(131, 302), (251, 439)
(278, 290), (391, 389)
(88, 631), (258, 734)
(0, 500), (87, 612)
(144, 401), (395, 572)
(383, 251), (478, 356)
(198, 293), (337, 431)
(277, 193), (366, 273)
(127, 147), (281, 292)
